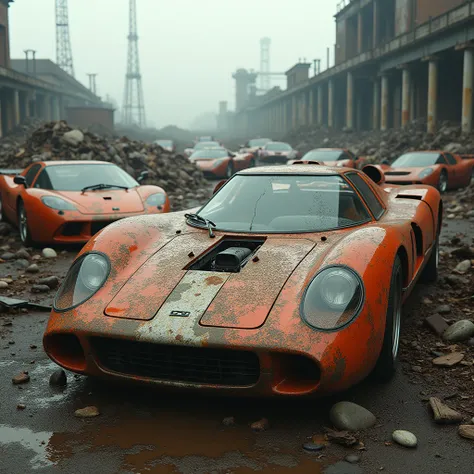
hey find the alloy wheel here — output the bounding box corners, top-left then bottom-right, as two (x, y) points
(391, 287), (402, 360)
(19, 205), (28, 243)
(439, 173), (448, 193)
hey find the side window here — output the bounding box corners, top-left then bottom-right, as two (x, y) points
(345, 173), (385, 220)
(346, 150), (355, 160)
(444, 153), (457, 165)
(435, 155), (447, 165)
(34, 169), (53, 189)
(24, 164), (42, 187)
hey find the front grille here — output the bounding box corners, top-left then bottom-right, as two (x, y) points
(91, 220), (114, 235)
(386, 180), (413, 186)
(385, 171), (411, 176)
(92, 338), (260, 386)
(62, 222), (83, 236)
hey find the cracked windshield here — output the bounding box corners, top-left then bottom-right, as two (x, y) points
(0, 0), (473, 473)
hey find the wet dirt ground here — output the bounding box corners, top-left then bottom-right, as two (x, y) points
(1, 188), (474, 473)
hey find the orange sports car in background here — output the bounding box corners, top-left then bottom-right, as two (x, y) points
(0, 161), (170, 245)
(288, 148), (366, 169)
(382, 151), (474, 192)
(44, 163), (441, 396)
(189, 147), (255, 179)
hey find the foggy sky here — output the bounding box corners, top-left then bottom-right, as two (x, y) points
(9, 0), (338, 129)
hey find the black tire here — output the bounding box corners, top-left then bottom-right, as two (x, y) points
(372, 255), (403, 382)
(17, 200), (33, 246)
(419, 235), (439, 283)
(225, 161), (234, 179)
(0, 193), (5, 222)
(438, 171), (448, 194)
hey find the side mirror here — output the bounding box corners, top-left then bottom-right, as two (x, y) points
(137, 170), (149, 183)
(213, 179), (227, 194)
(14, 175), (27, 187)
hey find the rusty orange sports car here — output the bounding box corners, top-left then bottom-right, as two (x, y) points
(288, 148), (366, 169)
(43, 163), (441, 396)
(382, 151), (474, 192)
(0, 161), (170, 246)
(189, 147), (256, 179)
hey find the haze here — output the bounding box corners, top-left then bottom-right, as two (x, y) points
(10, 0), (338, 129)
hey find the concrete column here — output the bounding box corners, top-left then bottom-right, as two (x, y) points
(328, 80), (334, 128)
(283, 101), (287, 133)
(410, 82), (415, 121)
(346, 72), (354, 129)
(308, 89), (314, 125)
(462, 48), (474, 133)
(373, 0), (378, 49)
(381, 74), (389, 131)
(292, 95), (296, 129)
(427, 59), (438, 133)
(300, 94), (306, 126)
(317, 86), (323, 125)
(401, 67), (411, 127)
(53, 97), (61, 121)
(358, 12), (363, 54)
(44, 96), (52, 121)
(13, 90), (20, 126)
(373, 78), (380, 130)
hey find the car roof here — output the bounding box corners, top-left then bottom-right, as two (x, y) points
(311, 148), (346, 152)
(238, 165), (348, 175)
(398, 150), (442, 154)
(42, 160), (111, 166)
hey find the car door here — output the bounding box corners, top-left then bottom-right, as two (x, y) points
(443, 153), (458, 186)
(4, 164), (42, 216)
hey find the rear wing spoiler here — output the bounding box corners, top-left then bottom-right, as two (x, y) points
(0, 168), (23, 176)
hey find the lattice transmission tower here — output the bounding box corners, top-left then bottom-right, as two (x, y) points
(55, 0), (75, 77)
(259, 38), (271, 91)
(122, 0), (146, 127)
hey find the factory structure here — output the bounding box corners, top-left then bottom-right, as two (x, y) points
(225, 0), (474, 137)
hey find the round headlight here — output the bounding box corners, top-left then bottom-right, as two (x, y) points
(54, 252), (110, 312)
(41, 196), (76, 210)
(145, 193), (166, 207)
(301, 266), (364, 331)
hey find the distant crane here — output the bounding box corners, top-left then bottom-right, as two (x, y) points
(55, 0), (75, 77)
(122, 0), (146, 127)
(260, 38), (271, 91)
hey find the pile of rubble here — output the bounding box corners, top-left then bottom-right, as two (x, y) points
(0, 121), (210, 210)
(283, 120), (474, 162)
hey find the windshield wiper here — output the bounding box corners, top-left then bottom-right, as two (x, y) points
(185, 213), (216, 238)
(81, 183), (129, 193)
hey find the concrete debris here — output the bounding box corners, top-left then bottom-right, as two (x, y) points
(49, 369), (67, 387)
(428, 397), (463, 424)
(74, 406), (100, 418)
(443, 320), (474, 342)
(329, 401), (377, 431)
(41, 248), (57, 259)
(324, 428), (358, 447)
(31, 284), (50, 294)
(12, 372), (30, 385)
(454, 260), (472, 274)
(345, 454), (361, 464)
(250, 418), (269, 432)
(432, 352), (464, 367)
(0, 121), (211, 211)
(37, 276), (59, 289)
(435, 305), (451, 315)
(392, 430), (417, 448)
(424, 314), (449, 336)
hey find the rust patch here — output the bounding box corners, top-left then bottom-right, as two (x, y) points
(128, 244), (138, 252)
(205, 276), (224, 286)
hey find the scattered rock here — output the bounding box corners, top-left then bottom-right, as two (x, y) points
(443, 320), (474, 342)
(74, 406), (100, 418)
(435, 305), (451, 315)
(432, 352), (464, 367)
(0, 281), (8, 289)
(42, 248), (57, 259)
(32, 255), (41, 261)
(14, 259), (30, 269)
(31, 284), (50, 293)
(329, 401), (376, 431)
(392, 430), (417, 448)
(303, 442), (325, 452)
(458, 425), (474, 440)
(221, 416), (235, 427)
(1, 252), (15, 261)
(15, 248), (30, 260)
(250, 418), (269, 432)
(37, 276), (59, 289)
(454, 260), (472, 274)
(345, 454), (361, 464)
(429, 397), (463, 424)
(451, 246), (474, 259)
(0, 222), (12, 236)
(49, 369), (67, 387)
(424, 314), (449, 336)
(12, 372), (30, 385)
(16, 404), (26, 410)
(26, 264), (40, 273)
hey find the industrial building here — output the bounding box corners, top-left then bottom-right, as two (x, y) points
(0, 0), (102, 137)
(232, 0), (474, 137)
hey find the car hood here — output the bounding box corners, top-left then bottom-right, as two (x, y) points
(104, 232), (319, 329)
(54, 188), (144, 214)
